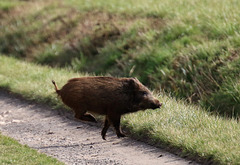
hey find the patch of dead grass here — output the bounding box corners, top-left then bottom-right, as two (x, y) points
(1, 0), (165, 61)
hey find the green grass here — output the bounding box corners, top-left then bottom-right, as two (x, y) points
(1, 0), (240, 116)
(1, 0), (240, 164)
(0, 56), (82, 108)
(0, 0), (21, 11)
(0, 133), (63, 165)
(1, 55), (240, 164)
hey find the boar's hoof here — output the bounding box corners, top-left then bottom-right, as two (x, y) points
(117, 132), (126, 138)
(83, 114), (97, 123)
(102, 135), (106, 140)
(101, 131), (108, 140)
(101, 132), (126, 140)
(76, 114), (97, 123)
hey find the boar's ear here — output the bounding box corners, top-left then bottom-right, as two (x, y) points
(133, 77), (139, 81)
(127, 78), (139, 90)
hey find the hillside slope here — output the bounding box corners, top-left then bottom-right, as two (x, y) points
(1, 0), (240, 116)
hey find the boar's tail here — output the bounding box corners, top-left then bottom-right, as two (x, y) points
(52, 80), (60, 95)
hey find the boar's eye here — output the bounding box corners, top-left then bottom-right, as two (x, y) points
(140, 91), (148, 96)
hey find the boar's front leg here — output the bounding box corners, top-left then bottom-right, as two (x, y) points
(101, 117), (110, 140)
(109, 114), (126, 138)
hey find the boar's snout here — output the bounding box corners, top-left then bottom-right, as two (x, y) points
(150, 99), (162, 109)
(137, 94), (162, 110)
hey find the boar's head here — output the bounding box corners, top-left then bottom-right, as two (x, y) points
(126, 78), (162, 112)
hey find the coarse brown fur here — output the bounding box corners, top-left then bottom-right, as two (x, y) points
(52, 76), (162, 140)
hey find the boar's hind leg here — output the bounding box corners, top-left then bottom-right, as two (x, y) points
(101, 117), (110, 140)
(74, 110), (97, 123)
(109, 114), (126, 138)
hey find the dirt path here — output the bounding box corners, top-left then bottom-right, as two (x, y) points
(0, 90), (196, 165)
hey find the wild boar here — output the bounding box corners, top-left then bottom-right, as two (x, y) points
(52, 76), (162, 140)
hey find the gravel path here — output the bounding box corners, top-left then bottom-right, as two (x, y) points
(0, 90), (196, 165)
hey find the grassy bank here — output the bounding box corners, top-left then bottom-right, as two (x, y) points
(0, 133), (63, 165)
(1, 55), (240, 164)
(1, 0), (240, 116)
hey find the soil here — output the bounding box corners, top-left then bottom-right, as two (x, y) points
(0, 90), (196, 165)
